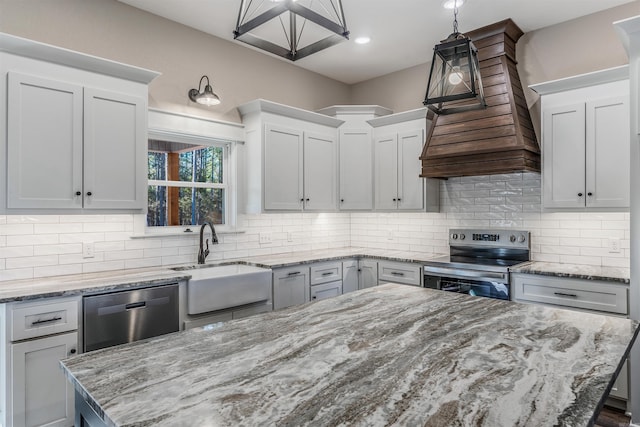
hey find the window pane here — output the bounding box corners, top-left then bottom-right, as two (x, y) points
(147, 185), (167, 226)
(178, 187), (225, 225)
(147, 186), (225, 226)
(148, 152), (166, 180)
(176, 146), (224, 184)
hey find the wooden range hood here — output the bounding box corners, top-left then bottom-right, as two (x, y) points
(420, 19), (540, 179)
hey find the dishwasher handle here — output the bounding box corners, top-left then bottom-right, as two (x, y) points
(125, 301), (146, 310)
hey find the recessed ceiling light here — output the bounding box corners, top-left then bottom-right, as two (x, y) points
(442, 0), (465, 9)
(355, 36), (371, 45)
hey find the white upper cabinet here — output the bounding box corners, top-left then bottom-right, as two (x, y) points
(1, 33), (158, 213)
(263, 124), (304, 210)
(238, 99), (343, 213)
(338, 129), (373, 210)
(531, 66), (630, 210)
(369, 108), (439, 212)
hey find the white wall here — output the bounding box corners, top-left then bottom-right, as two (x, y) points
(0, 173), (628, 282)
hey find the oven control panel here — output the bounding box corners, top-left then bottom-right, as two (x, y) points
(449, 229), (529, 249)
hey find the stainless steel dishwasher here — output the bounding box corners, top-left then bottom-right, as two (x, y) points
(83, 284), (179, 352)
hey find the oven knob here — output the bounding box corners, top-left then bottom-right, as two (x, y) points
(518, 235), (526, 243)
(451, 233), (458, 240)
(510, 235), (516, 243)
(459, 233), (466, 240)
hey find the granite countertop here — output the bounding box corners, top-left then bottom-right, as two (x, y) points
(62, 284), (638, 427)
(0, 247), (444, 303)
(510, 262), (630, 284)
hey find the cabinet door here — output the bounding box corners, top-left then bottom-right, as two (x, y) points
(310, 280), (342, 301)
(542, 103), (586, 208)
(374, 134), (398, 210)
(83, 88), (146, 209)
(397, 130), (425, 210)
(610, 360), (629, 400)
(342, 260), (359, 294)
(304, 131), (337, 211)
(586, 96), (630, 208)
(339, 129), (373, 210)
(358, 259), (378, 289)
(264, 124), (303, 210)
(273, 267), (310, 310)
(7, 72), (83, 209)
(11, 332), (77, 427)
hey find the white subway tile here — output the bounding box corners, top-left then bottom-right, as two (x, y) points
(59, 233), (105, 243)
(83, 261), (125, 274)
(125, 257), (163, 269)
(35, 223), (83, 234)
(0, 246), (34, 258)
(34, 264), (83, 278)
(0, 224), (34, 235)
(6, 255), (58, 269)
(7, 215), (60, 224)
(104, 250), (144, 261)
(0, 268), (34, 281)
(6, 234), (59, 246)
(34, 244), (82, 256)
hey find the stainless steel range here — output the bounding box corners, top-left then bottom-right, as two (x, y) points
(423, 229), (531, 300)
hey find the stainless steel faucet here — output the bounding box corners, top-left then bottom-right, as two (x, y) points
(197, 222), (218, 264)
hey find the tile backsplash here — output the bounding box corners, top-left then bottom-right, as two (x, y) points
(0, 173), (629, 282)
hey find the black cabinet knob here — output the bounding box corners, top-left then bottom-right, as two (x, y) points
(578, 193), (583, 197)
(587, 192), (593, 196)
(69, 348), (77, 355)
(397, 198), (402, 201)
(340, 199), (344, 202)
(75, 191), (81, 196)
(300, 198), (304, 202)
(306, 198), (309, 202)
(86, 192), (92, 196)
(392, 198), (396, 201)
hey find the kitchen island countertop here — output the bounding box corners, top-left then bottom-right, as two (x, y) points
(61, 284), (638, 427)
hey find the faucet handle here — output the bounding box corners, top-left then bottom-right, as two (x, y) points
(204, 239), (210, 258)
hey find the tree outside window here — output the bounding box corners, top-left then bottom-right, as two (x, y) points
(147, 140), (226, 227)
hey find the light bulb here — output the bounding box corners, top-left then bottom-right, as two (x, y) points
(448, 67), (463, 85)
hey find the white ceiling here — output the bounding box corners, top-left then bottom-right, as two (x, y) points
(118, 0), (636, 84)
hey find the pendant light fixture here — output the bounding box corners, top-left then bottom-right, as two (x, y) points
(234, 0), (349, 61)
(423, 3), (485, 115)
(188, 75), (221, 106)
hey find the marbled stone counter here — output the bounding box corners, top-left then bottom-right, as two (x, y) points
(511, 262), (630, 284)
(61, 284), (638, 427)
(0, 268), (191, 303)
(0, 247), (443, 303)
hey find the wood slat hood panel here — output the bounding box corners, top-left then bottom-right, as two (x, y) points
(420, 19), (540, 179)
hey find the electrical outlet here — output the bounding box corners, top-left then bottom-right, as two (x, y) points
(259, 233), (272, 244)
(609, 238), (621, 253)
(287, 232), (294, 242)
(83, 242), (95, 258)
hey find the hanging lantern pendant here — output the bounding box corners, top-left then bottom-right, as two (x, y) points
(423, 6), (486, 115)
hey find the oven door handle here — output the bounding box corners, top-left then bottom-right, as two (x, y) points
(423, 266), (508, 283)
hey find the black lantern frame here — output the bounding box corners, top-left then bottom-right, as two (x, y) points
(234, 0), (349, 62)
(423, 33), (486, 115)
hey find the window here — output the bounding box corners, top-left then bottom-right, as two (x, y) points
(147, 139), (228, 227)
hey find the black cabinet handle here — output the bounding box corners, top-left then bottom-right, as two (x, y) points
(554, 292), (578, 298)
(391, 271), (405, 276)
(287, 271), (301, 276)
(322, 272), (333, 276)
(75, 191), (81, 196)
(312, 296), (317, 300)
(125, 301), (146, 310)
(32, 316), (62, 326)
(87, 192), (92, 196)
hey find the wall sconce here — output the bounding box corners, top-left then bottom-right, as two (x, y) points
(423, 4), (485, 115)
(188, 75), (221, 106)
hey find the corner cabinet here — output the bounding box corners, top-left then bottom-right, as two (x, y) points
(368, 108), (440, 212)
(0, 33), (159, 213)
(530, 66), (630, 210)
(238, 99), (343, 213)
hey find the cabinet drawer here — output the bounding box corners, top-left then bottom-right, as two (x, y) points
(11, 297), (79, 341)
(512, 274), (628, 315)
(378, 261), (422, 286)
(310, 262), (342, 285)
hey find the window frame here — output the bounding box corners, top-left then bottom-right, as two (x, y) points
(136, 109), (243, 237)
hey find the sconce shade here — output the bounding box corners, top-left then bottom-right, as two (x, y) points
(234, 0), (349, 61)
(188, 75), (221, 106)
(423, 33), (485, 115)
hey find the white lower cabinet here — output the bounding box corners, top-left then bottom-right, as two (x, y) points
(310, 281), (342, 301)
(378, 261), (423, 286)
(512, 273), (629, 402)
(2, 296), (80, 427)
(273, 266), (311, 310)
(11, 332), (77, 427)
(359, 259), (378, 289)
(342, 260), (359, 294)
